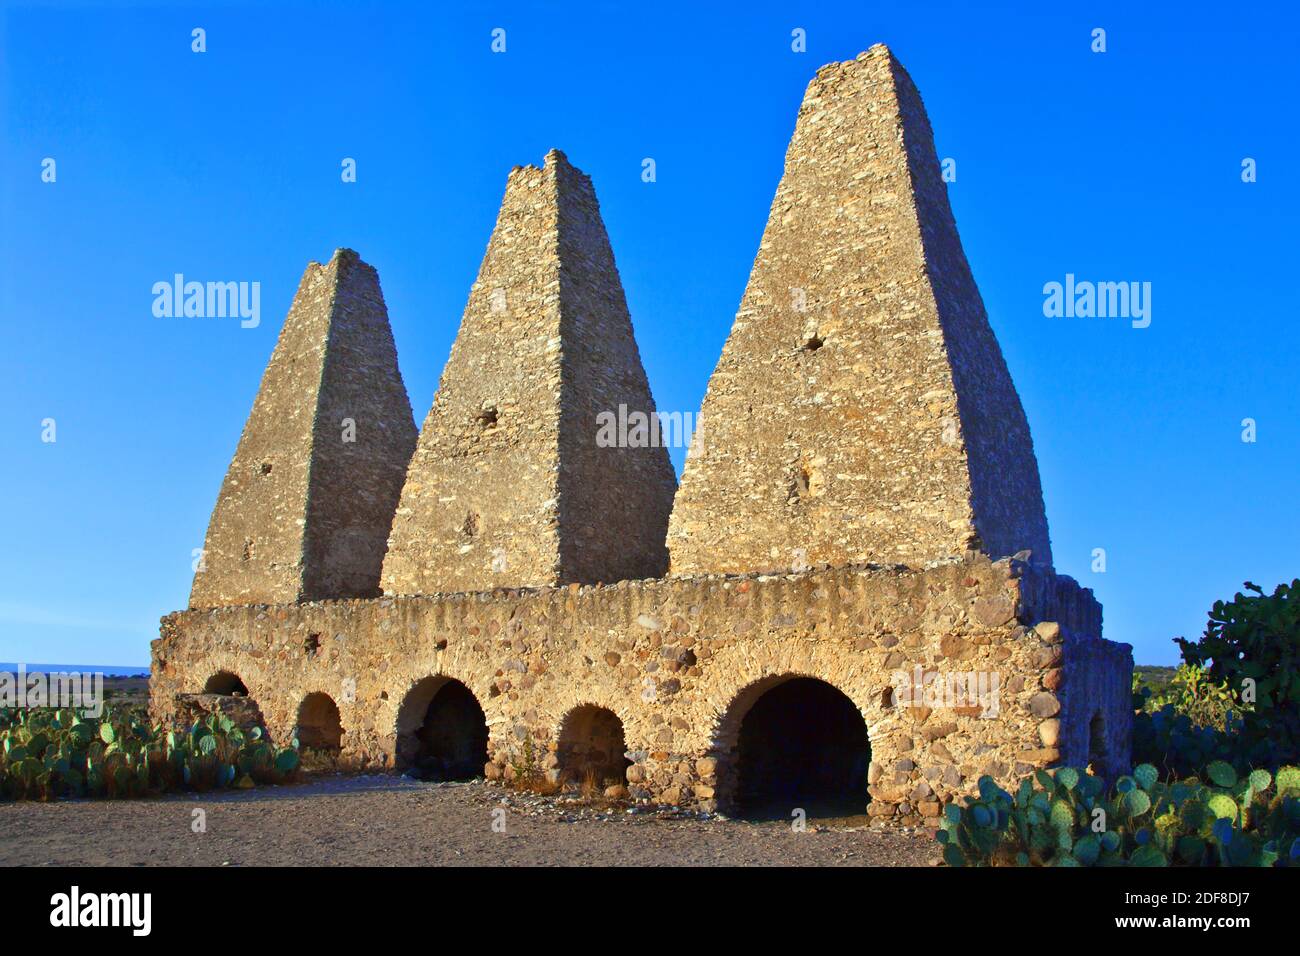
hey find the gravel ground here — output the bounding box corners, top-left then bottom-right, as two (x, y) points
(0, 775), (939, 867)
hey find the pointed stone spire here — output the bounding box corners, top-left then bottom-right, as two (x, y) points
(668, 46), (1052, 576)
(190, 249), (417, 608)
(382, 150), (676, 595)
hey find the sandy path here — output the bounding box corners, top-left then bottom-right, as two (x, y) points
(0, 775), (939, 867)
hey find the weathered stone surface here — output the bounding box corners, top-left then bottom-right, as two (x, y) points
(937, 634), (968, 659)
(1032, 646), (1064, 669)
(973, 595), (1015, 627)
(667, 45), (1052, 577)
(921, 722), (958, 742)
(155, 553), (1129, 815)
(382, 150), (675, 595)
(1056, 633), (1134, 780)
(191, 249), (416, 607)
(1038, 718), (1060, 747)
(1028, 692), (1061, 718)
(1021, 747), (1060, 765)
(1034, 621), (1063, 644)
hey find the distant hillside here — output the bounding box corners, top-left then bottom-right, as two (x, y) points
(0, 663), (149, 677)
(1134, 664), (1177, 689)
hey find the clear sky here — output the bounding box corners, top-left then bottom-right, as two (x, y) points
(2, 1), (1296, 667)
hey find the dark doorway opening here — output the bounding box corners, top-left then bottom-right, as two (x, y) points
(557, 705), (631, 790)
(734, 677), (870, 818)
(203, 671), (248, 696)
(1088, 711), (1108, 776)
(297, 692), (343, 751)
(397, 677), (489, 781)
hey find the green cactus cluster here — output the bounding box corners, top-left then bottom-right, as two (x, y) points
(937, 763), (1300, 867)
(1133, 686), (1284, 779)
(1135, 664), (1246, 728)
(0, 704), (300, 801)
(1135, 579), (1300, 774)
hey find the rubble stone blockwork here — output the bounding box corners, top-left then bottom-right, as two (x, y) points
(190, 249), (417, 608)
(668, 47), (1052, 577)
(381, 150), (677, 595)
(157, 45), (1132, 825)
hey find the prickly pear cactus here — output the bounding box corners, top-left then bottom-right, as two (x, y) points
(0, 703), (301, 801)
(937, 764), (1300, 867)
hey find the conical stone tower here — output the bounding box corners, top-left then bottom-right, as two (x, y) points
(382, 150), (676, 595)
(190, 249), (417, 608)
(668, 45), (1052, 576)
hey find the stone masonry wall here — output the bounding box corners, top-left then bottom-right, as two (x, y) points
(891, 58), (1052, 568)
(668, 46), (1052, 577)
(190, 249), (416, 608)
(381, 150), (675, 595)
(154, 553), (1131, 825)
(552, 154), (678, 585)
(302, 252), (418, 600)
(381, 159), (565, 594)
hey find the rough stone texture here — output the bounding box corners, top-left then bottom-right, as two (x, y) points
(1013, 580), (1134, 779)
(154, 553), (1131, 820)
(159, 47), (1133, 824)
(381, 150), (676, 595)
(668, 45), (1052, 577)
(190, 249), (417, 608)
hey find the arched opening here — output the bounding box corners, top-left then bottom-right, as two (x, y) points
(189, 671), (264, 735)
(203, 671), (249, 696)
(395, 677), (488, 781)
(557, 705), (631, 791)
(728, 676), (870, 818)
(297, 692), (343, 752)
(1087, 711), (1109, 775)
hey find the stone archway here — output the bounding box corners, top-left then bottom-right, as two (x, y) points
(556, 704), (631, 790)
(203, 671), (248, 696)
(297, 692), (344, 752)
(717, 674), (871, 818)
(183, 670), (264, 735)
(395, 676), (488, 780)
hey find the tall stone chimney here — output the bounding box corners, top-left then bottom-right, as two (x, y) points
(190, 249), (417, 608)
(382, 150), (676, 595)
(668, 45), (1052, 576)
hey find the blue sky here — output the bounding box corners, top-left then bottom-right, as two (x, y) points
(2, 1), (1295, 667)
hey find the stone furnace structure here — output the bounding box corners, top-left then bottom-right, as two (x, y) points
(153, 46), (1133, 825)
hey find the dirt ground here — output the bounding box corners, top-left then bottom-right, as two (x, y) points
(0, 774), (940, 867)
